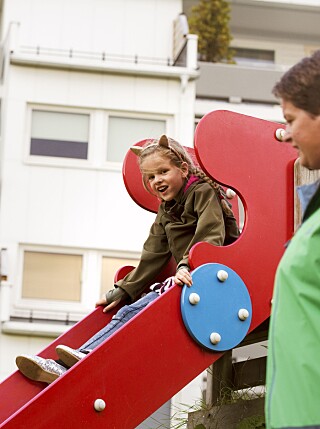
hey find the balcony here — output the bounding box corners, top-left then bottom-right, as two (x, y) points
(3, 22), (199, 83)
(196, 61), (288, 104)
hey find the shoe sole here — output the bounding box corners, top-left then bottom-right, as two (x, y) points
(16, 356), (59, 384)
(56, 347), (81, 368)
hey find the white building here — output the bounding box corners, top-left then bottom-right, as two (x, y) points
(0, 1), (199, 427)
(186, 0), (320, 123)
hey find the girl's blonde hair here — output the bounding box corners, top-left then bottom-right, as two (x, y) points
(132, 135), (233, 216)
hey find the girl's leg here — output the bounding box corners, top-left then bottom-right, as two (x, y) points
(79, 291), (158, 352)
(17, 292), (159, 381)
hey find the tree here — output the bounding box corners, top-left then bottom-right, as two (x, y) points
(188, 0), (234, 63)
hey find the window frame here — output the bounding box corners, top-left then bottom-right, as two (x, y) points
(103, 110), (173, 171)
(13, 245), (141, 322)
(24, 104), (94, 168)
(100, 253), (140, 297)
(14, 245), (89, 315)
(24, 105), (173, 171)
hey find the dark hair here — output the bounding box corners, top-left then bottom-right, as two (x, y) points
(273, 50), (320, 116)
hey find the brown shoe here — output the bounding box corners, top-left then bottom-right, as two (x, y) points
(16, 354), (66, 384)
(56, 345), (87, 368)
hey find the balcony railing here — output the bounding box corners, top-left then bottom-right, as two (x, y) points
(19, 45), (174, 67)
(197, 61), (289, 104)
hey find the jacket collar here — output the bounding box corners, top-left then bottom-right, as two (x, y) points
(162, 176), (200, 217)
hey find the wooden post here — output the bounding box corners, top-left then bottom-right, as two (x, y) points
(205, 159), (320, 408)
(206, 351), (233, 406)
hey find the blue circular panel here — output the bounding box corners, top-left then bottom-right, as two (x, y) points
(181, 263), (252, 351)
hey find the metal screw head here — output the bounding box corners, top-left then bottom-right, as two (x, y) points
(275, 128), (286, 141)
(94, 399), (106, 412)
(210, 332), (221, 345)
(217, 270), (228, 282)
(189, 293), (200, 305)
(238, 308), (249, 321)
(226, 188), (236, 199)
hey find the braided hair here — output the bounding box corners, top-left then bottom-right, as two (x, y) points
(134, 135), (234, 217)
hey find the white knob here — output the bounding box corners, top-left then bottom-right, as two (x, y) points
(226, 188), (236, 199)
(210, 332), (221, 345)
(94, 399), (106, 412)
(275, 128), (286, 141)
(238, 308), (249, 321)
(217, 270), (228, 282)
(189, 293), (200, 305)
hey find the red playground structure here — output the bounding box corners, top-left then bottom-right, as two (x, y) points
(0, 110), (297, 429)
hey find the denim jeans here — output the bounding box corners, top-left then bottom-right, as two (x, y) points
(78, 291), (158, 353)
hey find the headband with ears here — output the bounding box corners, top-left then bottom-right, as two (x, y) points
(130, 146), (143, 156)
(130, 135), (170, 157)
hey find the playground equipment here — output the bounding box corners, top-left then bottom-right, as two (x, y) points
(0, 110), (297, 429)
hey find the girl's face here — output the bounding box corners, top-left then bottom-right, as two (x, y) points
(282, 99), (320, 170)
(141, 153), (188, 201)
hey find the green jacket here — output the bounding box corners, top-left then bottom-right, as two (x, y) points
(266, 181), (320, 429)
(115, 180), (226, 301)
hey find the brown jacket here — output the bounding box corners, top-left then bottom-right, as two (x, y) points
(115, 180), (225, 301)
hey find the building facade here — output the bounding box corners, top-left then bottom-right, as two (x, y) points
(0, 1), (199, 427)
(185, 0), (320, 124)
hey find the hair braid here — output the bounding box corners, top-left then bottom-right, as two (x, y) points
(137, 136), (234, 217)
(190, 166), (234, 216)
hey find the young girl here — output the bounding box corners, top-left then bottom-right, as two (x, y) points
(16, 135), (239, 384)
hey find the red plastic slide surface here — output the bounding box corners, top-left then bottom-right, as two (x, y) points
(0, 111), (297, 428)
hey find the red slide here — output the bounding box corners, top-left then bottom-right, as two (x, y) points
(0, 111), (297, 429)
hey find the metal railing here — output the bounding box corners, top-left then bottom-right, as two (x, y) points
(19, 45), (175, 67)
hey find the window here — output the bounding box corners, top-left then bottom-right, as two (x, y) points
(101, 256), (139, 296)
(107, 116), (166, 162)
(233, 48), (275, 66)
(30, 110), (89, 159)
(22, 251), (83, 301)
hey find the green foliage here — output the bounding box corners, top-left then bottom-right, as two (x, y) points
(188, 0), (234, 63)
(236, 414), (265, 429)
(169, 399), (210, 429)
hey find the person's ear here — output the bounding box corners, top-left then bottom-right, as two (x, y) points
(181, 162), (189, 178)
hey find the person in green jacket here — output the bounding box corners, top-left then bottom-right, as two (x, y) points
(266, 50), (320, 428)
(16, 134), (239, 384)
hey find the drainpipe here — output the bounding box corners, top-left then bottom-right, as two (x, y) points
(0, 248), (11, 323)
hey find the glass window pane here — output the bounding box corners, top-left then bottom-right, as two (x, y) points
(233, 48), (275, 65)
(22, 251), (82, 301)
(30, 110), (89, 159)
(107, 116), (166, 162)
(101, 256), (139, 296)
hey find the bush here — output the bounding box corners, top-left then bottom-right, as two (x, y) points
(188, 0), (234, 63)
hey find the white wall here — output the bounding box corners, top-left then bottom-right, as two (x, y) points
(1, 0), (181, 58)
(0, 7), (205, 426)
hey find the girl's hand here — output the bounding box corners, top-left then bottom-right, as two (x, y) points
(174, 268), (192, 287)
(95, 296), (107, 307)
(95, 296), (122, 313)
